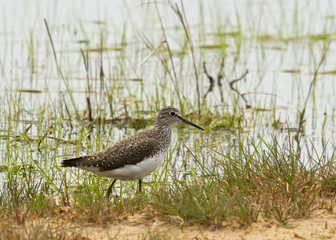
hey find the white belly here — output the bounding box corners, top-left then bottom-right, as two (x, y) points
(79, 153), (165, 180)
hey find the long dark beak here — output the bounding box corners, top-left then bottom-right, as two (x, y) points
(178, 116), (203, 130)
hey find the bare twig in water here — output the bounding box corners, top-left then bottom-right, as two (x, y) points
(229, 69), (250, 108)
(203, 62), (214, 99)
(294, 43), (330, 142)
(217, 57), (225, 87)
(203, 58), (226, 102)
(217, 57), (225, 102)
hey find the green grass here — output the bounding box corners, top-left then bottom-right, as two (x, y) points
(1, 0), (336, 238)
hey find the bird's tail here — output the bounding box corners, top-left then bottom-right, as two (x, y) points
(61, 156), (88, 167)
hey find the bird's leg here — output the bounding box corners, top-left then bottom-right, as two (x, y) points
(106, 179), (117, 199)
(138, 180), (142, 193)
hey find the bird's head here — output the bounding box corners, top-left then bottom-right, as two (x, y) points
(155, 106), (203, 130)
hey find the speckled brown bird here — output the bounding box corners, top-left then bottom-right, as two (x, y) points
(61, 106), (203, 198)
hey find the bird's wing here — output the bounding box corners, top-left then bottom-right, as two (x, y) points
(61, 131), (163, 171)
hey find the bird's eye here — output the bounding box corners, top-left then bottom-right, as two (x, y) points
(170, 112), (176, 116)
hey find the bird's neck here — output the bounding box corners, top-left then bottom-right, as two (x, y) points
(153, 124), (172, 151)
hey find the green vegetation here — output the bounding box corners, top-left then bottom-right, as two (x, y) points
(1, 0), (336, 238)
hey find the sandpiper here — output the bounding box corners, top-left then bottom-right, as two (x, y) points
(61, 106), (203, 198)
